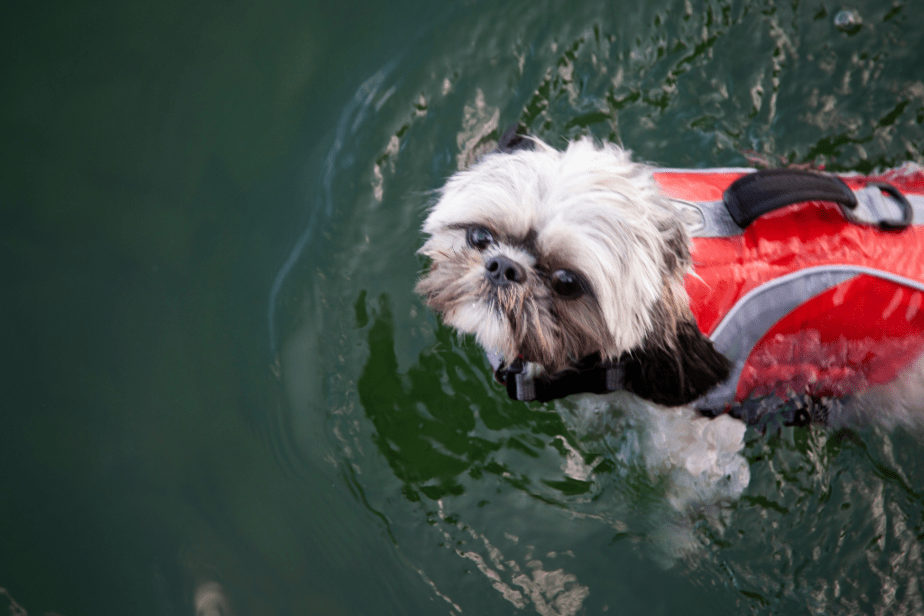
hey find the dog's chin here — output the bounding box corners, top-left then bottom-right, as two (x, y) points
(422, 279), (581, 374)
(439, 301), (610, 376)
(442, 298), (512, 358)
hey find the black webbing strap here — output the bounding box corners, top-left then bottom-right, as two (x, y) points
(495, 356), (626, 403)
(723, 168), (858, 229)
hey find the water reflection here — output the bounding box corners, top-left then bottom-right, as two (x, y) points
(356, 293), (576, 503)
(351, 293), (749, 610)
(268, 62), (397, 355)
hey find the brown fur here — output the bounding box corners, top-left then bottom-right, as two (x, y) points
(416, 135), (732, 405)
(416, 244), (614, 373)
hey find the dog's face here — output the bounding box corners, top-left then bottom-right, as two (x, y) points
(416, 136), (729, 406)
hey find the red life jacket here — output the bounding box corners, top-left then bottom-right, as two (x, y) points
(654, 166), (924, 409)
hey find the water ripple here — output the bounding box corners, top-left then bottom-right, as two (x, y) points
(274, 0), (924, 613)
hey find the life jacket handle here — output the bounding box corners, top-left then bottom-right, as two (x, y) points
(723, 168), (858, 228)
(723, 168), (913, 231)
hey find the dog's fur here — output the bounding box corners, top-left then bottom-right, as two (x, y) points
(416, 136), (729, 406)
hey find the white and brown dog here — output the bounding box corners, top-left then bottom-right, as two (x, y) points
(414, 127), (924, 556)
(415, 129), (756, 543)
(416, 127), (924, 430)
(416, 130), (730, 408)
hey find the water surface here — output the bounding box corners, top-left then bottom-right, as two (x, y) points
(3, 0), (924, 614)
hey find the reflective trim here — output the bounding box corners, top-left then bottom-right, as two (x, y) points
(694, 266), (924, 411)
(848, 190), (924, 227)
(682, 190), (924, 238)
(673, 199), (741, 238)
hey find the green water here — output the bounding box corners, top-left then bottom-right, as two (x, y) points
(3, 0), (924, 614)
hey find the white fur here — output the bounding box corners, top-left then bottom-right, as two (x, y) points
(420, 136), (689, 361)
(559, 392), (750, 566)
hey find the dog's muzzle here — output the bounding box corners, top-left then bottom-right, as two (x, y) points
(485, 255), (525, 286)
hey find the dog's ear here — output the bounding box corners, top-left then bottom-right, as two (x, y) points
(622, 319), (730, 407)
(496, 123), (533, 153)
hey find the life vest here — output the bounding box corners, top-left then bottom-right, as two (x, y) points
(654, 165), (924, 411)
(493, 162), (924, 415)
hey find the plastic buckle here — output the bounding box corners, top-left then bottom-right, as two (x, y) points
(853, 182), (913, 231)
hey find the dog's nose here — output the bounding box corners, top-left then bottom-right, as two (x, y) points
(485, 255), (525, 286)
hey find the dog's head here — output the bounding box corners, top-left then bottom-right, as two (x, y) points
(416, 134), (728, 406)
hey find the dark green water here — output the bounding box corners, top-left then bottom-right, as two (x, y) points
(3, 0), (924, 615)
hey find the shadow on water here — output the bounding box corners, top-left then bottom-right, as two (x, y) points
(346, 289), (924, 615)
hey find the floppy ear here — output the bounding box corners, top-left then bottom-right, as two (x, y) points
(621, 319), (730, 407)
(496, 123), (534, 153)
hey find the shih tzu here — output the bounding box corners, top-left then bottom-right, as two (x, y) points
(413, 126), (924, 562)
(415, 128), (753, 553)
(416, 128), (730, 409)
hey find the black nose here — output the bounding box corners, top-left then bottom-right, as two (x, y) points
(485, 255), (525, 286)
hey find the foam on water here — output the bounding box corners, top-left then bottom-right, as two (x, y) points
(559, 392), (750, 565)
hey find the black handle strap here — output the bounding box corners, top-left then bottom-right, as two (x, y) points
(723, 168), (858, 229)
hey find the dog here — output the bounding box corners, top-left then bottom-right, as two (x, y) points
(414, 128), (924, 564)
(415, 129), (758, 560)
(415, 130), (732, 409)
(416, 126), (924, 429)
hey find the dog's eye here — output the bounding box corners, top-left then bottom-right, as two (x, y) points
(550, 270), (584, 299)
(466, 227), (494, 250)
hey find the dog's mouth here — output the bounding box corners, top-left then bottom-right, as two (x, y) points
(476, 278), (569, 370)
(482, 279), (525, 319)
(417, 257), (606, 373)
